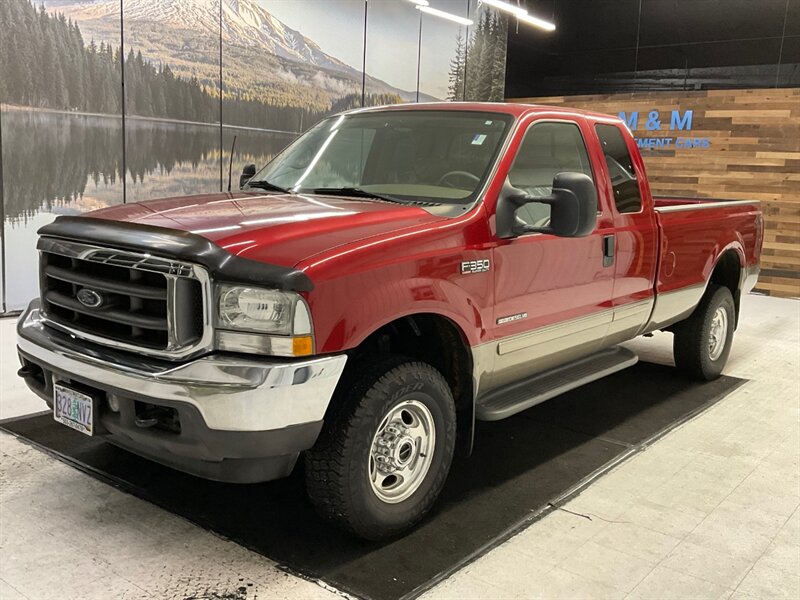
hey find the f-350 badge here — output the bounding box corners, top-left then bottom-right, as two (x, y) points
(461, 259), (490, 274)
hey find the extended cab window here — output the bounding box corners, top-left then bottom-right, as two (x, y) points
(595, 124), (642, 213)
(507, 122), (593, 227)
(251, 111), (513, 207)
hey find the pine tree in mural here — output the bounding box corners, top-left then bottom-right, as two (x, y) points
(0, 0), (331, 131)
(450, 8), (507, 102)
(448, 31), (467, 101)
(488, 13), (508, 101)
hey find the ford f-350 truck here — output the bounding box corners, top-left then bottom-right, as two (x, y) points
(17, 103), (762, 539)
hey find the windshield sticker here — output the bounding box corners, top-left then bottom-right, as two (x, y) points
(471, 134), (487, 145)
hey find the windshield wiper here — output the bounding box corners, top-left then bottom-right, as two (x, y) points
(245, 180), (290, 193)
(306, 187), (407, 204)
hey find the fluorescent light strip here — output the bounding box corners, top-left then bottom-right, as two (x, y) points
(480, 0), (556, 31)
(517, 11), (556, 31)
(416, 5), (474, 26)
(481, 0), (526, 17)
(407, 0), (430, 6)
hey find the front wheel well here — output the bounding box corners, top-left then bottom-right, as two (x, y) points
(338, 314), (474, 456)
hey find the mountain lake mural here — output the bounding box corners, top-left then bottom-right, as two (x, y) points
(0, 0), (508, 312)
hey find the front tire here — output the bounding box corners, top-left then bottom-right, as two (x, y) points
(673, 284), (735, 381)
(304, 356), (456, 540)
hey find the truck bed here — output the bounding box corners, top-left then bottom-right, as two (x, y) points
(647, 196), (762, 330)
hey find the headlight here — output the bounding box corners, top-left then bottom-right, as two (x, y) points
(218, 286), (299, 334)
(215, 285), (313, 356)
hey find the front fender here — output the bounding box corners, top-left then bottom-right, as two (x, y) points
(310, 271), (489, 354)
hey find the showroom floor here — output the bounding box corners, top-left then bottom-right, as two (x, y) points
(1, 293), (798, 600)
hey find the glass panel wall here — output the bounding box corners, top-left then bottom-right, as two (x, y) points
(0, 0), (123, 311)
(123, 0), (223, 202)
(364, 0), (421, 106)
(464, 0), (508, 101)
(0, 0), (508, 313)
(222, 0), (366, 186)
(418, 0), (470, 102)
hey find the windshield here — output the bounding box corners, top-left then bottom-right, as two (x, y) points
(248, 110), (514, 206)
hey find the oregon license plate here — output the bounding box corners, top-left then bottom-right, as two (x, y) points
(53, 383), (94, 436)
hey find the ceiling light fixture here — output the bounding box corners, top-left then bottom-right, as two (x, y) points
(480, 0), (526, 17)
(516, 11), (556, 31)
(407, 0), (430, 6)
(415, 5), (474, 26)
(479, 0), (556, 31)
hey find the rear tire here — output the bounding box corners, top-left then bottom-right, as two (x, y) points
(673, 284), (735, 381)
(304, 356), (456, 540)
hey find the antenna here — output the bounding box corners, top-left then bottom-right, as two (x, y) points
(227, 135), (238, 192)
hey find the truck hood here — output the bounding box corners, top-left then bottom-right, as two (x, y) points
(88, 191), (445, 267)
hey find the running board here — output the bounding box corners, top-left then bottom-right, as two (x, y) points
(476, 347), (639, 421)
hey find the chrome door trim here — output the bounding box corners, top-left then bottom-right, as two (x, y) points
(644, 284), (705, 332)
(497, 307), (614, 356)
(473, 307), (614, 398)
(654, 200), (758, 213)
(607, 298), (655, 342)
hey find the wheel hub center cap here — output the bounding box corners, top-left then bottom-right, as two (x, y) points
(393, 438), (416, 467)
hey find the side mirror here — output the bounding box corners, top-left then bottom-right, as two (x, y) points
(496, 172), (597, 239)
(240, 164), (257, 189)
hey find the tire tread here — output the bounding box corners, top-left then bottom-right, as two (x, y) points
(673, 284), (735, 380)
(305, 355), (455, 539)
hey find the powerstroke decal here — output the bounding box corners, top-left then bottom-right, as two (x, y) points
(497, 312), (528, 325)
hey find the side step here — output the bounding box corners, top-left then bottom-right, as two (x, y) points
(476, 347), (639, 421)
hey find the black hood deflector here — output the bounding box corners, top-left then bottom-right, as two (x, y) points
(38, 216), (314, 292)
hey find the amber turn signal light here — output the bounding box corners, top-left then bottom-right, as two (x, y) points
(292, 336), (314, 357)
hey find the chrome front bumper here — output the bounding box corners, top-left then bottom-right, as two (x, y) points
(16, 301), (347, 483)
(18, 301), (346, 432)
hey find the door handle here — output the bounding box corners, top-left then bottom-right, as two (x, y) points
(603, 234), (615, 267)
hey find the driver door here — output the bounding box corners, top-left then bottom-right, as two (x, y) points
(486, 117), (616, 393)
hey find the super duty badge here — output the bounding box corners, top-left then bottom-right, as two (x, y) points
(461, 259), (490, 274)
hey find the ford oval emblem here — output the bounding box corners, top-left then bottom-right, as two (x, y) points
(76, 288), (104, 308)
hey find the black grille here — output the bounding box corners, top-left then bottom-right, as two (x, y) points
(40, 251), (203, 351)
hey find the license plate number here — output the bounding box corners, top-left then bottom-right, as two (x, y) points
(53, 384), (94, 436)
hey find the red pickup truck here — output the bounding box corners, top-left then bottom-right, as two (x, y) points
(17, 103), (762, 539)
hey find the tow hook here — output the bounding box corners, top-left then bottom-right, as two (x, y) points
(133, 404), (181, 433)
(134, 406), (170, 429)
(17, 365), (39, 379)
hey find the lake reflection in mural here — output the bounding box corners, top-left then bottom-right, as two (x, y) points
(1, 108), (295, 310)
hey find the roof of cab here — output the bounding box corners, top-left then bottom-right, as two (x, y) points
(342, 101), (621, 123)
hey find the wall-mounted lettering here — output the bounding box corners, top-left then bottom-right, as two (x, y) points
(619, 109), (709, 150)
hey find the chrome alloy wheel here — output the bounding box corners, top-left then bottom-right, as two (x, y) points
(368, 400), (436, 504)
(708, 306), (728, 361)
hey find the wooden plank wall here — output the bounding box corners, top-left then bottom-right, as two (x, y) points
(509, 88), (800, 298)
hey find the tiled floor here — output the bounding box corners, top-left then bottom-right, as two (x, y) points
(1, 293), (798, 599)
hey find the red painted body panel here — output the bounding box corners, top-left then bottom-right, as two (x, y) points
(486, 112), (616, 343)
(88, 191), (445, 268)
(653, 200), (762, 294)
(79, 103), (763, 358)
(302, 206), (495, 351)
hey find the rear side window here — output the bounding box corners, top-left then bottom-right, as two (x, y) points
(508, 122), (594, 227)
(595, 124), (642, 213)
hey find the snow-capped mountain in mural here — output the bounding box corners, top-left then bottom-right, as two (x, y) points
(46, 0), (434, 105)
